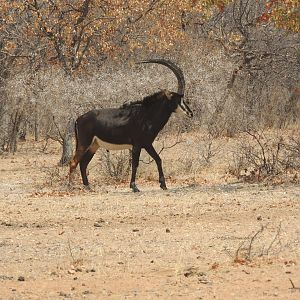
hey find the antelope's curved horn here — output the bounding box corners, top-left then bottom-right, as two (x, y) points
(138, 59), (185, 96)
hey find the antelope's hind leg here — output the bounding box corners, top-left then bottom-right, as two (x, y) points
(79, 150), (95, 188)
(69, 148), (86, 185)
(78, 137), (100, 188)
(69, 137), (97, 186)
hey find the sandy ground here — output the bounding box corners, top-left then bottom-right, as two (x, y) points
(0, 139), (299, 300)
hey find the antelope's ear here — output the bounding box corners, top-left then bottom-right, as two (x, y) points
(164, 90), (172, 100)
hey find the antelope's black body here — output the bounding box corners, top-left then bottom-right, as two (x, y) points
(69, 59), (193, 192)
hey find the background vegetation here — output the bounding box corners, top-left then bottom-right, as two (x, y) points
(0, 0), (299, 183)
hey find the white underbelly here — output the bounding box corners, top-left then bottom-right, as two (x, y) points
(89, 136), (132, 152)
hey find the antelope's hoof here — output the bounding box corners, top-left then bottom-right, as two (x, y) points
(84, 185), (93, 192)
(130, 183), (140, 193)
(160, 183), (167, 190)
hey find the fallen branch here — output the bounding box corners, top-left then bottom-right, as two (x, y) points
(247, 225), (265, 261)
(265, 221), (282, 256)
(289, 278), (300, 290)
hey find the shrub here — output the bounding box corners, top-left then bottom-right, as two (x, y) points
(229, 129), (300, 183)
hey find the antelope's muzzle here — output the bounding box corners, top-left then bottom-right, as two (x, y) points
(179, 100), (193, 118)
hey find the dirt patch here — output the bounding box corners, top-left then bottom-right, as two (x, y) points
(0, 140), (299, 299)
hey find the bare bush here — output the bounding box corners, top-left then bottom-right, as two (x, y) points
(284, 137), (300, 170)
(200, 134), (222, 164)
(97, 150), (131, 183)
(229, 129), (300, 182)
(40, 165), (69, 188)
(223, 222), (297, 264)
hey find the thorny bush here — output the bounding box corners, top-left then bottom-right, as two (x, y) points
(229, 129), (300, 183)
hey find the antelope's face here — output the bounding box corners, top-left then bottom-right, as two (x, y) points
(176, 97), (193, 118)
(164, 90), (193, 118)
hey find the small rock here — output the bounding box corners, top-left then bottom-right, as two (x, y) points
(59, 291), (70, 297)
(198, 278), (209, 284)
(166, 228), (170, 233)
(0, 275), (13, 280)
(132, 229), (139, 232)
(94, 222), (102, 228)
(86, 267), (96, 273)
(210, 262), (219, 270)
(1, 221), (12, 227)
(17, 276), (25, 282)
(83, 290), (92, 295)
(257, 215), (262, 221)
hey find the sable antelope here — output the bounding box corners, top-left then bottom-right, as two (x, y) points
(69, 59), (193, 192)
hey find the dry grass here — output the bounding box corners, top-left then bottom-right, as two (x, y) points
(0, 135), (299, 299)
(33, 129), (300, 192)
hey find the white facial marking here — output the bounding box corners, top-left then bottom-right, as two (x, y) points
(89, 136), (133, 152)
(175, 106), (184, 114)
(175, 101), (192, 117)
(175, 103), (188, 115)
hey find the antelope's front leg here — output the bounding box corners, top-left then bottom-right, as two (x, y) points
(130, 146), (141, 192)
(145, 144), (167, 190)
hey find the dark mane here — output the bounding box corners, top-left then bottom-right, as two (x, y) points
(120, 91), (164, 109)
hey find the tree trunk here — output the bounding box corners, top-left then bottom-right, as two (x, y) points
(19, 117), (28, 141)
(8, 110), (23, 154)
(58, 118), (75, 166)
(34, 102), (39, 141)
